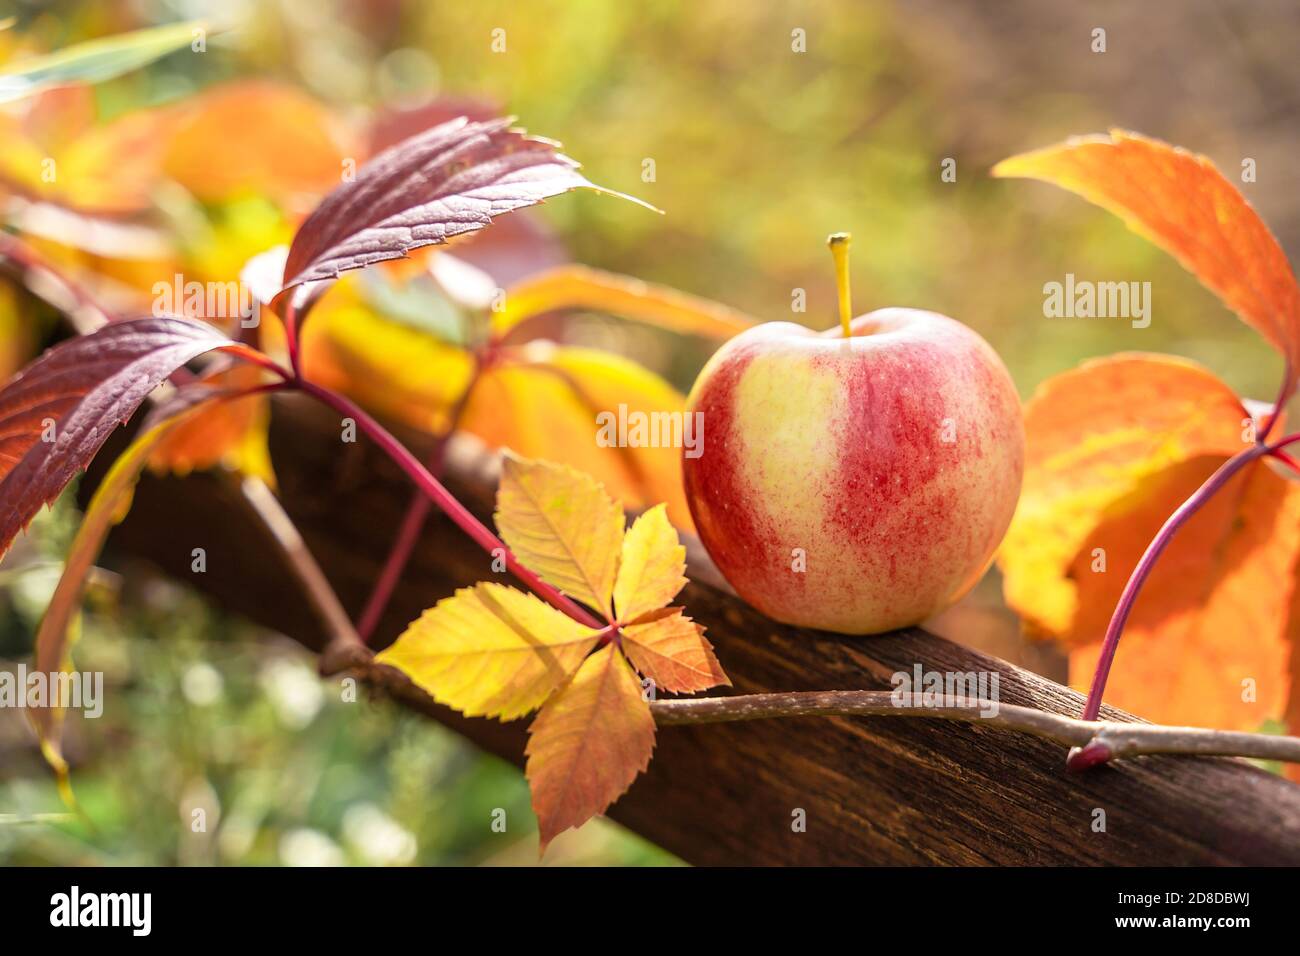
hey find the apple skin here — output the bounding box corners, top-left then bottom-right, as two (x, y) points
(682, 309), (1024, 634)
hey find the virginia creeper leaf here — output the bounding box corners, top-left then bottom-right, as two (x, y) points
(994, 131), (1300, 397)
(0, 316), (253, 559)
(621, 607), (729, 694)
(374, 582), (603, 721)
(280, 117), (631, 291)
(1063, 457), (1300, 730)
(613, 504), (686, 622)
(495, 453), (625, 616)
(997, 353), (1250, 637)
(524, 644), (655, 852)
(998, 351), (1300, 734)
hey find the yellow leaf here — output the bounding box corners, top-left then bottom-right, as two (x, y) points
(493, 264), (756, 341)
(302, 300), (696, 530)
(301, 291), (475, 434)
(0, 92), (177, 215)
(621, 608), (729, 694)
(54, 106), (179, 214)
(525, 644), (655, 852)
(0, 280), (34, 380)
(613, 504), (685, 622)
(375, 582), (602, 721)
(998, 353), (1249, 636)
(495, 454), (625, 617)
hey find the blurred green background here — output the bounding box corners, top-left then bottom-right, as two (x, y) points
(2, 0), (1299, 864)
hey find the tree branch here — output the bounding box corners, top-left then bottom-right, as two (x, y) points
(236, 475), (369, 672)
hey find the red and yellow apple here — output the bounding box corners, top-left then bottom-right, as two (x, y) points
(682, 306), (1024, 634)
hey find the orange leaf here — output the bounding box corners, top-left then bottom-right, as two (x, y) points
(493, 264), (756, 341)
(524, 644), (654, 852)
(621, 607), (729, 694)
(0, 91), (177, 215)
(994, 130), (1300, 395)
(999, 353), (1250, 637)
(466, 343), (695, 530)
(148, 365), (274, 483)
(163, 80), (355, 204)
(1064, 457), (1300, 731)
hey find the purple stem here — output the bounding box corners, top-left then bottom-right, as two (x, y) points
(1078, 443), (1268, 723)
(355, 365), (480, 643)
(1257, 361), (1293, 443)
(294, 377), (604, 630)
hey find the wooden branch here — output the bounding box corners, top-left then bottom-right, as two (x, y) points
(649, 691), (1300, 765)
(87, 393), (1300, 865)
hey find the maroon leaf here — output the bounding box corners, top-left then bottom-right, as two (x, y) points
(0, 316), (254, 558)
(280, 116), (642, 291)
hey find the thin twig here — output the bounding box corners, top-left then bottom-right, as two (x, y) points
(238, 475), (369, 672)
(648, 691), (1300, 769)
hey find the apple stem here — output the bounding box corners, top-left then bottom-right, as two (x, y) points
(827, 232), (853, 337)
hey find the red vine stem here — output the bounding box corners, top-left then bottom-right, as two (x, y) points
(283, 295), (302, 378)
(355, 359), (483, 643)
(1267, 431), (1300, 453)
(293, 376), (604, 630)
(1257, 361), (1292, 443)
(1075, 442), (1269, 734)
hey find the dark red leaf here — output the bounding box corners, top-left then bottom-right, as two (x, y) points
(280, 116), (630, 291)
(0, 316), (252, 558)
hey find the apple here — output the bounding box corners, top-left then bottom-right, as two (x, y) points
(681, 235), (1023, 634)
